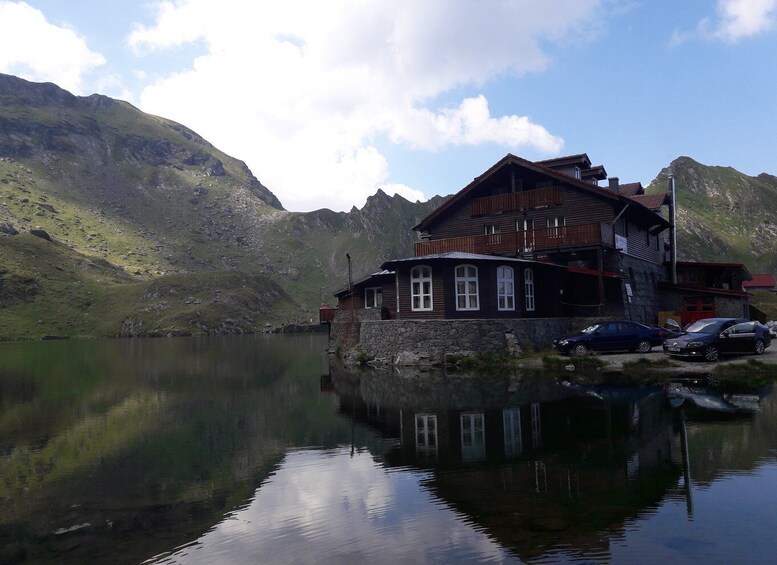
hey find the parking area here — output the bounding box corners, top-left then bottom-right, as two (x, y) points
(587, 345), (777, 373)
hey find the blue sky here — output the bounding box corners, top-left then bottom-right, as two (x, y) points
(1, 1), (776, 212)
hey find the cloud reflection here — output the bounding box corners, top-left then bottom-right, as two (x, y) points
(150, 447), (518, 564)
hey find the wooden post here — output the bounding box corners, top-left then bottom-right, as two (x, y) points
(597, 247), (605, 316)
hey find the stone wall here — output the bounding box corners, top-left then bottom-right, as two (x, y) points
(331, 317), (599, 365)
(619, 255), (667, 325)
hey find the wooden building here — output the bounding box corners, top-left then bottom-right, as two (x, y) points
(329, 153), (751, 327)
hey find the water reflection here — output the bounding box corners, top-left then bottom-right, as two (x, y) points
(329, 365), (682, 562)
(2, 336), (777, 564)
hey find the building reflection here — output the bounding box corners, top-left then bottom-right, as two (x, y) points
(328, 363), (682, 561)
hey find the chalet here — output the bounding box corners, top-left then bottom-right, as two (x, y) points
(326, 153), (752, 359)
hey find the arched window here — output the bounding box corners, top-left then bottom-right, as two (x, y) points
(524, 268), (535, 312)
(410, 265), (433, 311)
(497, 266), (515, 311)
(455, 264), (479, 310)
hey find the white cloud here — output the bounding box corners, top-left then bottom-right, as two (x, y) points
(0, 1), (105, 94)
(672, 0), (777, 45)
(129, 1), (602, 211)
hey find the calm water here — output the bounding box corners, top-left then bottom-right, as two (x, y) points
(1, 334), (776, 564)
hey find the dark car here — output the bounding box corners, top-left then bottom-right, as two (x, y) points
(553, 320), (664, 356)
(663, 318), (772, 362)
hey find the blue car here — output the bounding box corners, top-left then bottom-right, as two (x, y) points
(663, 318), (771, 362)
(553, 320), (665, 356)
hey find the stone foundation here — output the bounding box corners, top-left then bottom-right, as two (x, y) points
(330, 317), (600, 365)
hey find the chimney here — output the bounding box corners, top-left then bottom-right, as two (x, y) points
(608, 177), (620, 193)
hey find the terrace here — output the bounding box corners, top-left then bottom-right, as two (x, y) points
(414, 222), (613, 257)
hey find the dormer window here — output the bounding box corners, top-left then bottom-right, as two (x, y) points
(574, 167), (581, 179)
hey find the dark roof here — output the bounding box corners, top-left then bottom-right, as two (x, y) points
(535, 153), (592, 169)
(658, 281), (749, 298)
(381, 252), (566, 270)
(333, 269), (394, 297)
(628, 193), (668, 211)
(618, 182), (643, 197)
(413, 153), (669, 233)
(676, 261), (753, 281)
(743, 274), (777, 288)
(581, 165), (607, 180)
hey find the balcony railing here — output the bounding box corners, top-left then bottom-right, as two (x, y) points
(470, 186), (562, 216)
(414, 222), (613, 257)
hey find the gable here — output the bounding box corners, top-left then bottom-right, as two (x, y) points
(413, 153), (663, 233)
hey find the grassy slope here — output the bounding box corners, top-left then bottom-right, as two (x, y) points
(647, 157), (777, 273)
(1, 75), (443, 337)
(0, 234), (300, 339)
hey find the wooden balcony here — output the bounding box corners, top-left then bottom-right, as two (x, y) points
(414, 222), (613, 257)
(470, 186), (562, 216)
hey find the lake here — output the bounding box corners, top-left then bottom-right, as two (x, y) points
(1, 333), (776, 564)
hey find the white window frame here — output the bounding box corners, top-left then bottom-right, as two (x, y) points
(484, 224), (500, 235)
(364, 287), (382, 309)
(455, 264), (479, 311)
(497, 265), (515, 311)
(415, 413), (438, 456)
(461, 412), (486, 461)
(517, 218), (535, 252)
(410, 265), (433, 311)
(503, 408), (522, 458)
(524, 268), (535, 312)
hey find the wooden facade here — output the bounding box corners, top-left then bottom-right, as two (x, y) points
(383, 255), (566, 320)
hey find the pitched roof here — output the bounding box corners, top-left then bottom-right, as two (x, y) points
(333, 269), (394, 297)
(381, 252), (566, 270)
(628, 193), (668, 211)
(618, 182), (643, 197)
(413, 153), (669, 233)
(743, 274), (777, 288)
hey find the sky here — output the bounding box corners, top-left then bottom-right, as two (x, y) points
(1, 1), (776, 212)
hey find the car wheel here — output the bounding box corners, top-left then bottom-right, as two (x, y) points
(755, 339), (766, 355)
(703, 345), (720, 362)
(572, 343), (588, 356)
(635, 339), (652, 353)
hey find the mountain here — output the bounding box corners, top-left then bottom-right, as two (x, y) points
(0, 74), (441, 338)
(646, 156), (777, 273)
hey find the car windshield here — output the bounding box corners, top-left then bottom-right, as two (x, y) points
(685, 319), (725, 334)
(581, 324), (603, 334)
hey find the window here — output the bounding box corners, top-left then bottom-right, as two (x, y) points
(411, 266), (433, 311)
(364, 287), (382, 309)
(574, 166), (581, 179)
(415, 414), (438, 457)
(455, 264), (479, 311)
(517, 218), (534, 252)
(524, 268), (535, 311)
(484, 224), (500, 235)
(497, 266), (515, 311)
(503, 408), (522, 458)
(547, 216), (565, 239)
(461, 412), (486, 461)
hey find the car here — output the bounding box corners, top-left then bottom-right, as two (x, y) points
(553, 320), (665, 356)
(662, 318), (772, 362)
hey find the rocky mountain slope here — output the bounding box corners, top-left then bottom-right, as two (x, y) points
(0, 74), (440, 338)
(647, 156), (777, 273)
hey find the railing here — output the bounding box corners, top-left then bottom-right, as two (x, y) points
(415, 222), (609, 256)
(470, 186), (562, 216)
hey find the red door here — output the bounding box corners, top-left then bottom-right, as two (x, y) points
(681, 297), (715, 326)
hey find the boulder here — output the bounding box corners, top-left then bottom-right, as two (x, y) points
(0, 223), (18, 235)
(30, 229), (52, 241)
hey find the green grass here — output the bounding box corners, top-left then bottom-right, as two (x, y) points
(542, 353), (606, 372)
(622, 356), (677, 370)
